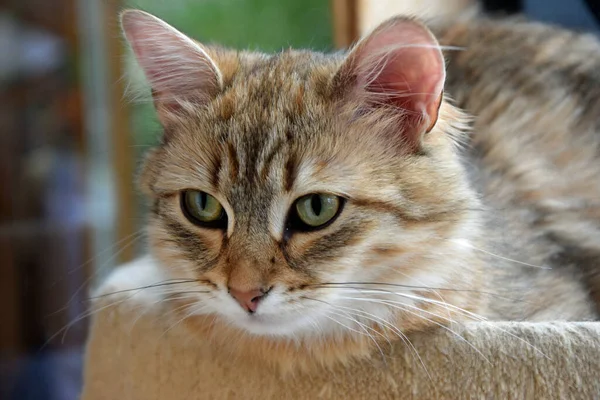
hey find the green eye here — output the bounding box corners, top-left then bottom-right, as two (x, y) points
(293, 193), (342, 230)
(181, 190), (227, 228)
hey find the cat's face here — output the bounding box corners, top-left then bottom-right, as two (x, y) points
(123, 11), (481, 340)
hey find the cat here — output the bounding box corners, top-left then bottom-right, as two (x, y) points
(118, 9), (600, 371)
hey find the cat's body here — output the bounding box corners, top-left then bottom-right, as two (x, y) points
(119, 10), (600, 370)
(436, 18), (600, 320)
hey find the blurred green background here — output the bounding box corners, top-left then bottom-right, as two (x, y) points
(126, 0), (333, 149)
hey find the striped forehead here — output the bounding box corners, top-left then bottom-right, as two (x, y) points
(214, 121), (295, 199)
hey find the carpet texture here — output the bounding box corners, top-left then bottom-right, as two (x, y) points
(81, 258), (600, 399)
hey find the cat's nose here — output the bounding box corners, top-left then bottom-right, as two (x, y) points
(228, 287), (268, 313)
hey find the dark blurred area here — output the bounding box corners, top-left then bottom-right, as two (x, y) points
(1, 1), (88, 399)
(0, 0), (597, 399)
(487, 0), (600, 31)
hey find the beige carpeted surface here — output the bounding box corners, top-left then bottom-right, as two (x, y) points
(81, 258), (600, 399)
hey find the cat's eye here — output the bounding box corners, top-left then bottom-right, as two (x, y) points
(290, 193), (343, 231)
(180, 190), (227, 228)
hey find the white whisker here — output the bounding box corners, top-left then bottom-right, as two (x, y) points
(336, 296), (490, 363)
(160, 302), (211, 339)
(327, 287), (486, 321)
(322, 307), (388, 362)
(450, 238), (551, 269)
(327, 302), (431, 377)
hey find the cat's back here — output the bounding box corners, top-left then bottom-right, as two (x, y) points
(435, 18), (600, 243)
(437, 18), (600, 116)
(431, 17), (600, 318)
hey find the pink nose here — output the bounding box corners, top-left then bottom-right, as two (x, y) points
(229, 287), (267, 313)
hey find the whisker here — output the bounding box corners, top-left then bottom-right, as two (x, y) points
(160, 304), (200, 338)
(71, 230), (144, 276)
(87, 279), (203, 300)
(41, 292), (134, 350)
(305, 298), (388, 363)
(449, 238), (551, 269)
(333, 290), (549, 359)
(126, 293), (205, 334)
(318, 300), (431, 377)
(319, 311), (371, 338)
(393, 269), (454, 325)
(44, 278), (209, 350)
(330, 305), (394, 348)
(312, 286), (488, 321)
(311, 282), (524, 302)
(364, 289), (487, 321)
(325, 311), (389, 366)
(336, 295), (490, 363)
(160, 300), (215, 340)
(48, 231), (144, 317)
(337, 291), (460, 325)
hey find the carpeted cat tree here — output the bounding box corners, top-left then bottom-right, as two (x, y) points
(80, 259), (600, 399)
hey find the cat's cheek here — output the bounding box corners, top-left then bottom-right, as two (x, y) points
(145, 222), (224, 294)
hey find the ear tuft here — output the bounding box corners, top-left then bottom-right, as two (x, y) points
(120, 10), (222, 125)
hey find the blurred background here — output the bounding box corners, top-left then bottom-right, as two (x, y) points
(0, 0), (598, 399)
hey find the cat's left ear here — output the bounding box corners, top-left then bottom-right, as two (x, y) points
(333, 17), (445, 151)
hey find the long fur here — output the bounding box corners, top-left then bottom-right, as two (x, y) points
(120, 10), (600, 372)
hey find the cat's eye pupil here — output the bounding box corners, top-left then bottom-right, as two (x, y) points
(198, 192), (207, 209)
(181, 190), (227, 228)
(291, 193), (343, 231)
(311, 195), (322, 215)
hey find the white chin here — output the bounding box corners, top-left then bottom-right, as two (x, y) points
(224, 312), (317, 337)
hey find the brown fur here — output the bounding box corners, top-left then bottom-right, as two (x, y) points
(122, 10), (600, 372)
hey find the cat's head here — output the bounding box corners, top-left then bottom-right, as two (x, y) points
(122, 10), (482, 347)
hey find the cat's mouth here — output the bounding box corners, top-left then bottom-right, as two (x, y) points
(223, 308), (318, 336)
(205, 291), (327, 337)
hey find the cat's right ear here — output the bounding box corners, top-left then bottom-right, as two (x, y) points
(120, 10), (222, 126)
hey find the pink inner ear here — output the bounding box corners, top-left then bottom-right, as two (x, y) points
(351, 19), (445, 136)
(121, 10), (221, 108)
